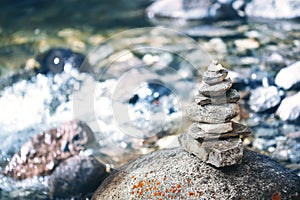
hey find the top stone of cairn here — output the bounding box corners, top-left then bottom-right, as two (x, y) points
(203, 60), (229, 85)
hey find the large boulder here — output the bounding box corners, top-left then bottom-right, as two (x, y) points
(93, 147), (300, 199)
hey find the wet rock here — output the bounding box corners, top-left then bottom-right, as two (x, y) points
(230, 68), (275, 90)
(275, 61), (300, 90)
(36, 48), (90, 74)
(92, 147), (300, 200)
(186, 102), (240, 123)
(2, 120), (95, 180)
(276, 92), (300, 121)
(146, 0), (239, 21)
(126, 80), (181, 139)
(195, 89), (240, 105)
(245, 0), (300, 19)
(184, 25), (242, 38)
(234, 38), (259, 50)
(249, 86), (282, 112)
(48, 155), (108, 199)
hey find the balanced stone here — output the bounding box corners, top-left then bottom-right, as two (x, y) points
(187, 127), (237, 140)
(199, 78), (232, 97)
(203, 70), (228, 85)
(202, 60), (228, 85)
(179, 133), (243, 167)
(186, 102), (240, 123)
(196, 122), (233, 134)
(196, 89), (240, 105)
(205, 138), (244, 167)
(207, 60), (226, 72)
(186, 122), (251, 140)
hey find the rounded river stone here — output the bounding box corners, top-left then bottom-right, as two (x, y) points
(92, 147), (300, 199)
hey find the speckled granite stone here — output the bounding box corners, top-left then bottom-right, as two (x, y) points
(92, 147), (300, 200)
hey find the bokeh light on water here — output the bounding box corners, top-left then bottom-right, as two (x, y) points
(73, 27), (211, 167)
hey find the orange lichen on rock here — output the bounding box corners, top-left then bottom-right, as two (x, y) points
(189, 191), (195, 196)
(130, 171), (205, 199)
(272, 192), (281, 200)
(186, 178), (191, 185)
(137, 181), (144, 188)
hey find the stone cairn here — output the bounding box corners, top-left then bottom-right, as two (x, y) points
(179, 60), (252, 167)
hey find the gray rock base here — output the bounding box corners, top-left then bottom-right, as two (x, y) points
(92, 147), (300, 200)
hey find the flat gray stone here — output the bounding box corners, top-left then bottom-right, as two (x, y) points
(186, 102), (240, 123)
(203, 70), (228, 85)
(187, 124), (235, 140)
(191, 131), (240, 140)
(195, 89), (240, 105)
(187, 122), (250, 140)
(93, 147), (300, 199)
(199, 78), (233, 97)
(194, 122), (233, 134)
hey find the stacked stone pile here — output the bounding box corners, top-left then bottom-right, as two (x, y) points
(179, 61), (252, 167)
